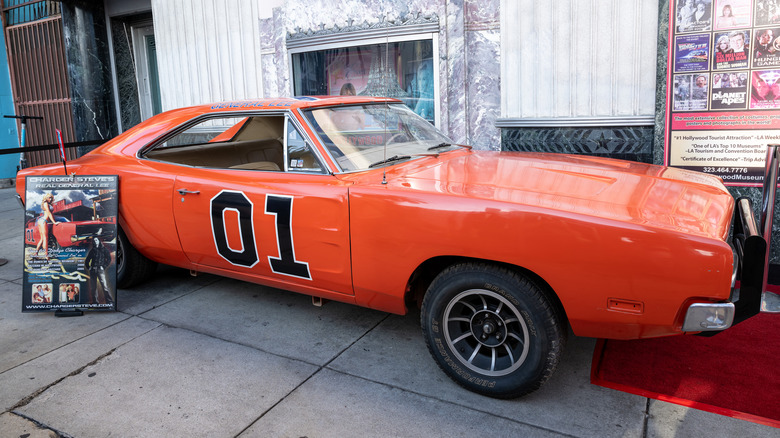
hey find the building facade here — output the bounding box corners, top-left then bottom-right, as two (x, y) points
(4, 0), (778, 262)
(0, 0), (663, 171)
(121, 0), (661, 165)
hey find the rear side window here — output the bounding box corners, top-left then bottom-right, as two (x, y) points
(144, 115), (286, 171)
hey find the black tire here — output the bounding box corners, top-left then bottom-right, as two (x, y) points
(420, 263), (567, 399)
(47, 223), (61, 251)
(116, 226), (157, 288)
(48, 234), (60, 251)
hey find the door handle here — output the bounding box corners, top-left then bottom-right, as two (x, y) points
(177, 188), (200, 195)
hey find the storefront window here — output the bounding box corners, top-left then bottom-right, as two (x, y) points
(292, 40), (436, 124)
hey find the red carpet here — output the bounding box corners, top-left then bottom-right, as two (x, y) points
(591, 311), (780, 428)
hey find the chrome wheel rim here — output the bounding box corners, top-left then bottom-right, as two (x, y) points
(443, 289), (530, 376)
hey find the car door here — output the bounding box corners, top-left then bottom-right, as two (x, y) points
(169, 113), (353, 296)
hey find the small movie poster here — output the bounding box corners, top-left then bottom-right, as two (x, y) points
(754, 0), (780, 26)
(752, 27), (780, 68)
(676, 0), (714, 33)
(674, 73), (711, 110)
(711, 71), (750, 109)
(750, 69), (780, 108)
(713, 0), (753, 30)
(713, 29), (752, 69)
(22, 175), (118, 312)
(674, 34), (711, 72)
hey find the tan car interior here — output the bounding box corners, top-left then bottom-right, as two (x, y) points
(145, 116), (285, 171)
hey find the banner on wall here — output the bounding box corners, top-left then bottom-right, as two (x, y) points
(665, 0), (780, 186)
(22, 175), (118, 312)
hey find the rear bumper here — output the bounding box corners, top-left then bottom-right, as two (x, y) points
(684, 197), (766, 333)
(730, 197), (768, 324)
(683, 303), (734, 331)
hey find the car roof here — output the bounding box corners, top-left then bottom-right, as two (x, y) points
(188, 96), (401, 114)
(96, 96), (404, 157)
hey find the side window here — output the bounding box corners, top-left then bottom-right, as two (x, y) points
(286, 118), (323, 172)
(161, 117), (248, 147)
(144, 115), (285, 171)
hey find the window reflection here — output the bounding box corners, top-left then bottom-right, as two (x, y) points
(292, 40), (436, 123)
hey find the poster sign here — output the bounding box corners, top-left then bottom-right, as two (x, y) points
(22, 175), (118, 312)
(674, 34), (711, 73)
(666, 0), (780, 186)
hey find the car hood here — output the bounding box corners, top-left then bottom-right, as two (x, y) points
(380, 151), (735, 240)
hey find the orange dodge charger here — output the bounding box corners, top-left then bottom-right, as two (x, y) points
(16, 96), (767, 398)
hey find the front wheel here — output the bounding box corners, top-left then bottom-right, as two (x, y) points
(421, 263), (567, 399)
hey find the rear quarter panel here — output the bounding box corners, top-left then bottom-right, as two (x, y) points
(16, 156), (187, 267)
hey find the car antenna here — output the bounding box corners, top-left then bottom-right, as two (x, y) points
(56, 128), (68, 175)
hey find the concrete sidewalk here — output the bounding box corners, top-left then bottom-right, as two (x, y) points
(0, 185), (775, 437)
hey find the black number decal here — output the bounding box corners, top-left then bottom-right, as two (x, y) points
(265, 195), (311, 279)
(211, 191), (259, 267)
(210, 191), (310, 279)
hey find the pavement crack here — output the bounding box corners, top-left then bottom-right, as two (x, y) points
(232, 313), (392, 437)
(0, 314), (140, 375)
(315, 367), (580, 438)
(10, 348), (118, 411)
(7, 411), (72, 438)
(5, 320), (160, 411)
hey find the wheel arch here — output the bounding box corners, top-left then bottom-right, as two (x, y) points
(404, 256), (569, 326)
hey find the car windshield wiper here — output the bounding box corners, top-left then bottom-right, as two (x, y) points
(427, 142), (452, 151)
(427, 142), (472, 151)
(368, 155), (412, 168)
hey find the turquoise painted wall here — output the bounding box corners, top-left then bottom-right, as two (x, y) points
(0, 26), (19, 180)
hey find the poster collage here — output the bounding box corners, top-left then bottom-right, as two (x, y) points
(21, 175), (118, 312)
(673, 0), (780, 111)
(668, 0), (780, 185)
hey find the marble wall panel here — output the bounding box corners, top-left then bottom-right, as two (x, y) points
(285, 0), (438, 33)
(61, 0), (117, 153)
(273, 7), (290, 98)
(464, 0), (500, 150)
(109, 16), (142, 132)
(443, 0), (466, 144)
(270, 0), (503, 149)
(653, 0), (669, 167)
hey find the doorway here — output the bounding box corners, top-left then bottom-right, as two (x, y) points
(132, 24), (162, 121)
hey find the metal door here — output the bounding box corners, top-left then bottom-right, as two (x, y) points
(2, 1), (75, 166)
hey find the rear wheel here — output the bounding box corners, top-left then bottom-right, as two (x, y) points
(421, 263), (566, 399)
(47, 224), (61, 251)
(116, 226), (157, 288)
(48, 234), (60, 251)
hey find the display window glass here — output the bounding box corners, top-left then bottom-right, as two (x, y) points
(292, 40), (436, 124)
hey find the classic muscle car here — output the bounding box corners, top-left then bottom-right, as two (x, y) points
(24, 215), (116, 249)
(15, 96), (767, 398)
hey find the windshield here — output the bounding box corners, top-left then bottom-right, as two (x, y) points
(302, 103), (453, 172)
